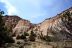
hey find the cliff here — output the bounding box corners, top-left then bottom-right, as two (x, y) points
(35, 7), (72, 41)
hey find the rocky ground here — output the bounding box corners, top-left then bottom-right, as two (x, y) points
(1, 40), (72, 48)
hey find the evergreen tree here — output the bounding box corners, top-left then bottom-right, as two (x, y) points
(0, 10), (14, 46)
(29, 30), (36, 41)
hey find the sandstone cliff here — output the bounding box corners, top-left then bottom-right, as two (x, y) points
(35, 7), (72, 41)
(2, 15), (34, 36)
(2, 7), (72, 41)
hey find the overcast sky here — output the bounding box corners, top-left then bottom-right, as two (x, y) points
(0, 0), (72, 23)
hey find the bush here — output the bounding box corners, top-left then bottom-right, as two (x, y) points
(16, 32), (29, 42)
(24, 32), (29, 36)
(21, 35), (26, 39)
(29, 31), (36, 41)
(16, 35), (21, 39)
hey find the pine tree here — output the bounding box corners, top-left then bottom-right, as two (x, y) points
(0, 10), (14, 46)
(29, 30), (36, 41)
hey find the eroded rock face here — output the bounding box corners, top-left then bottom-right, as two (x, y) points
(2, 15), (22, 35)
(2, 7), (72, 41)
(2, 15), (21, 29)
(35, 7), (72, 40)
(2, 15), (34, 37)
(13, 19), (33, 37)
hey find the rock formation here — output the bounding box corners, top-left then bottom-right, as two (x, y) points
(2, 7), (72, 41)
(35, 7), (72, 41)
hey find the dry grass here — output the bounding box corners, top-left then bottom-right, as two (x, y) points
(3, 41), (72, 48)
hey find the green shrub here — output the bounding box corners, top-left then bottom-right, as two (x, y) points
(16, 35), (21, 39)
(29, 30), (36, 41)
(24, 32), (29, 36)
(0, 10), (14, 46)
